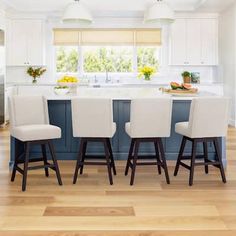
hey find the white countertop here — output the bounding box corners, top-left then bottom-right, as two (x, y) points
(44, 87), (219, 101)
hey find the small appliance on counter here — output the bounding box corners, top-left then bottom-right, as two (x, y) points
(191, 72), (200, 84)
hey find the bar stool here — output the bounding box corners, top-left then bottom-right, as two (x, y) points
(125, 98), (173, 185)
(174, 97), (230, 186)
(9, 96), (63, 191)
(71, 98), (116, 185)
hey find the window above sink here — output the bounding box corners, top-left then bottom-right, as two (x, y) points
(53, 29), (162, 79)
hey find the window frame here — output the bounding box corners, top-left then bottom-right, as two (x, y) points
(54, 44), (162, 78)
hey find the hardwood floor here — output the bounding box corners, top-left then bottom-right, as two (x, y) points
(0, 126), (236, 235)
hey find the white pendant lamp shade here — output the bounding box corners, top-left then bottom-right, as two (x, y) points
(62, 0), (93, 24)
(144, 0), (175, 25)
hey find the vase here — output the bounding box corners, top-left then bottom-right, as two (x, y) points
(144, 74), (151, 81)
(32, 78), (37, 84)
(183, 76), (191, 84)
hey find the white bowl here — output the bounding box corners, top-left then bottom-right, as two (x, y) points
(54, 87), (70, 96)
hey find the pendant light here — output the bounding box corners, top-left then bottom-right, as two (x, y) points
(62, 0), (93, 24)
(144, 0), (175, 25)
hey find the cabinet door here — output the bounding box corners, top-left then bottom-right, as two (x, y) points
(186, 19), (201, 65)
(7, 19), (45, 66)
(201, 19), (218, 65)
(7, 20), (28, 65)
(170, 19), (187, 65)
(27, 20), (45, 65)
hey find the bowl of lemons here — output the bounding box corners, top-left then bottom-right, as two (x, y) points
(57, 76), (79, 93)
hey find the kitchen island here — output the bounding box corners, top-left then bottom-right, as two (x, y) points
(10, 87), (226, 167)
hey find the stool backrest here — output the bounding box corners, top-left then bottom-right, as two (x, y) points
(9, 96), (49, 127)
(130, 98), (173, 138)
(188, 97), (230, 138)
(71, 98), (114, 137)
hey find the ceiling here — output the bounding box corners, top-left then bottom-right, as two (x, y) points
(1, 0), (235, 15)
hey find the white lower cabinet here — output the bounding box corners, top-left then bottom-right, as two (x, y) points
(170, 18), (218, 66)
(5, 86), (16, 121)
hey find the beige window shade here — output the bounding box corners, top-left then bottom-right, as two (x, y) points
(136, 30), (162, 46)
(53, 29), (161, 46)
(54, 29), (80, 46)
(81, 30), (134, 46)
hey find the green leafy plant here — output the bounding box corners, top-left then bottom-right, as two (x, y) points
(54, 86), (69, 89)
(181, 71), (191, 77)
(27, 67), (46, 83)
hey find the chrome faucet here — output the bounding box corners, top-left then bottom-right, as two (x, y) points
(94, 75), (98, 83)
(105, 69), (111, 83)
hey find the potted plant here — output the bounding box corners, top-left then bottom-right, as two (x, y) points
(27, 67), (46, 84)
(138, 66), (156, 81)
(181, 71), (191, 84)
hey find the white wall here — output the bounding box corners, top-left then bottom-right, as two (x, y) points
(6, 14), (219, 85)
(219, 4), (236, 126)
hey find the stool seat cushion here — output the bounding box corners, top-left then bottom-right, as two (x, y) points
(126, 98), (172, 138)
(175, 122), (191, 138)
(111, 122), (116, 138)
(125, 122), (132, 137)
(11, 124), (61, 142)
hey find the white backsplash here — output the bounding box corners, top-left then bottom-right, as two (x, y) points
(6, 65), (220, 85)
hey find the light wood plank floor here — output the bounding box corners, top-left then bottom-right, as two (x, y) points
(0, 126), (236, 235)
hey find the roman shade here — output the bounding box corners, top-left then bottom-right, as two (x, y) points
(80, 30), (134, 46)
(54, 29), (80, 45)
(53, 29), (161, 46)
(136, 30), (162, 46)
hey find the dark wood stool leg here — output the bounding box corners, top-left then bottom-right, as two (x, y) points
(79, 140), (87, 175)
(41, 144), (49, 177)
(213, 138), (227, 183)
(174, 137), (187, 176)
(48, 141), (62, 186)
(154, 140), (161, 175)
(158, 138), (170, 184)
(22, 142), (30, 191)
(203, 141), (209, 174)
(73, 138), (84, 184)
(106, 138), (116, 175)
(189, 140), (197, 186)
(125, 138), (135, 176)
(103, 138), (113, 185)
(11, 140), (21, 182)
(130, 140), (140, 186)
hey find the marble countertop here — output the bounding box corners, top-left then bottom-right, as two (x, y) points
(6, 81), (224, 87)
(44, 87), (219, 101)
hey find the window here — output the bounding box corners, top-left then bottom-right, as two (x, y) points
(54, 29), (161, 76)
(56, 46), (79, 73)
(137, 47), (159, 69)
(83, 46), (133, 73)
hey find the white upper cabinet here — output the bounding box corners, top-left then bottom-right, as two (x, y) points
(170, 19), (187, 65)
(7, 19), (45, 66)
(186, 19), (201, 65)
(200, 19), (218, 65)
(170, 18), (218, 66)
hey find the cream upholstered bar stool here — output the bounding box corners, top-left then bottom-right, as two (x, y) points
(71, 98), (116, 185)
(125, 98), (173, 185)
(9, 96), (63, 191)
(174, 97), (230, 186)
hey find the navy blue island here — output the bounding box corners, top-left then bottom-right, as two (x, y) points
(10, 87), (226, 167)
